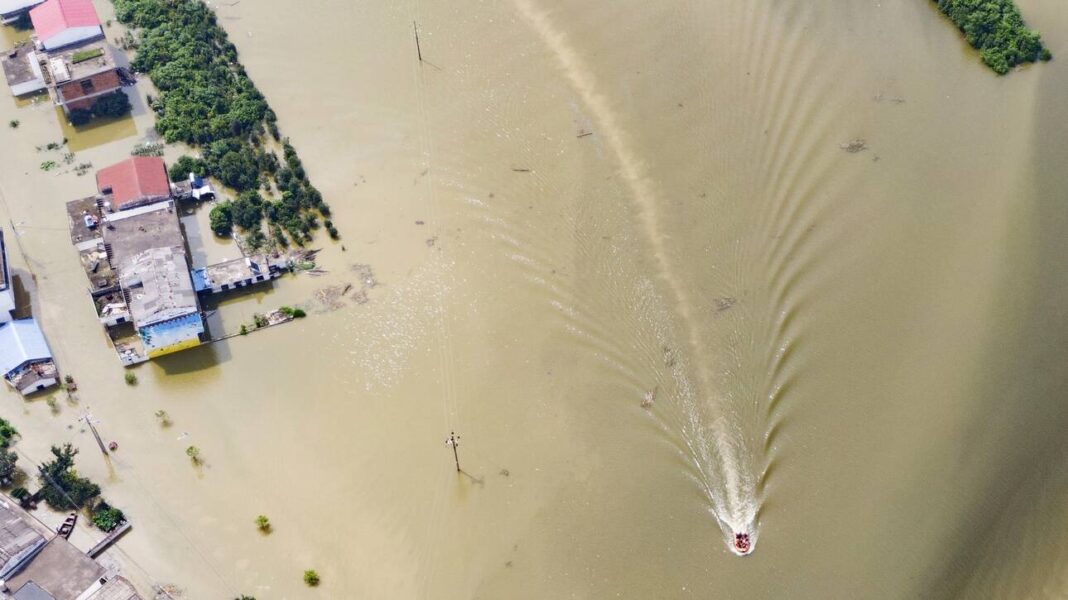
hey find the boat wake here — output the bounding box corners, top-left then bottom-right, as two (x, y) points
(512, 0), (765, 556)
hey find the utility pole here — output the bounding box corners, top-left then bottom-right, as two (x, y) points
(445, 431), (460, 472)
(413, 21), (423, 63)
(79, 411), (109, 456)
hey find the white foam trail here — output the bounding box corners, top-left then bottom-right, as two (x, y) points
(511, 0), (760, 552)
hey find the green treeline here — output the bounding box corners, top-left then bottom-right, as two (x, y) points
(934, 0), (1051, 74)
(112, 0), (335, 247)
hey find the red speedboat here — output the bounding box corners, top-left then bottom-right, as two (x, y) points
(733, 532), (752, 555)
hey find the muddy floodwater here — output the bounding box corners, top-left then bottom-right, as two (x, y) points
(2, 0), (1068, 598)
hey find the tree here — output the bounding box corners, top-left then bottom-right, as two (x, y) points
(69, 109), (92, 126)
(255, 514), (271, 533)
(216, 149), (258, 191)
(37, 444), (100, 510)
(169, 155), (207, 181)
(209, 203), (233, 236)
(92, 90), (132, 119)
(303, 570), (320, 586)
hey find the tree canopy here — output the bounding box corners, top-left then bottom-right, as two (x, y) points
(934, 0), (1051, 74)
(114, 0), (336, 248)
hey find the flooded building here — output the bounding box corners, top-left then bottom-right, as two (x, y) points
(191, 254), (286, 295)
(1, 44), (46, 97)
(43, 41), (119, 114)
(95, 157), (172, 212)
(0, 0), (44, 25)
(0, 229), (14, 322)
(28, 0), (102, 51)
(0, 229), (57, 396)
(0, 319), (57, 396)
(65, 198), (206, 364)
(0, 496), (143, 599)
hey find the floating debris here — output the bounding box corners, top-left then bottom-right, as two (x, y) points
(349, 263), (378, 289)
(714, 296), (737, 312)
(641, 386), (658, 408)
(839, 139), (868, 153)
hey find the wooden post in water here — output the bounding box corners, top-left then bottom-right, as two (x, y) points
(413, 20), (423, 63)
(446, 431), (460, 472)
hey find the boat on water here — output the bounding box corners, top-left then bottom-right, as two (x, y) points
(733, 532), (752, 555)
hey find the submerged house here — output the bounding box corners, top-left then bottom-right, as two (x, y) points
(28, 0), (102, 51)
(0, 319), (57, 396)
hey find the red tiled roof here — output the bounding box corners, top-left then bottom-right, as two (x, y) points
(30, 0), (100, 45)
(96, 157), (172, 210)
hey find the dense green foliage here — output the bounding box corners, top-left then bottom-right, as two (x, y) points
(91, 501), (126, 532)
(0, 449), (17, 484)
(934, 0), (1051, 74)
(92, 90), (133, 118)
(169, 155), (207, 181)
(113, 0), (335, 247)
(0, 418), (18, 448)
(68, 91), (132, 126)
(37, 444), (100, 510)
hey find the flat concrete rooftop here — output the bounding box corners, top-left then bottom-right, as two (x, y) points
(46, 41), (115, 83)
(103, 201), (186, 270)
(1, 43), (45, 96)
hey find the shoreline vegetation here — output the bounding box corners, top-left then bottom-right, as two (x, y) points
(111, 0), (338, 248)
(933, 0), (1051, 74)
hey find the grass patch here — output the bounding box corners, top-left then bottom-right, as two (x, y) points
(71, 48), (104, 64)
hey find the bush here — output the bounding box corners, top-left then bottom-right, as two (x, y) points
(186, 446), (201, 464)
(209, 203), (233, 236)
(0, 449), (18, 483)
(8, 120), (17, 129)
(0, 419), (18, 448)
(255, 514), (271, 532)
(303, 570), (320, 586)
(124, 371), (137, 385)
(92, 90), (132, 119)
(91, 501), (125, 532)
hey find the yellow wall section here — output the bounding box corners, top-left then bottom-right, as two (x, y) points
(147, 337), (201, 358)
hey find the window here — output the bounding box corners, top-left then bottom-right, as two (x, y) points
(80, 79), (95, 93)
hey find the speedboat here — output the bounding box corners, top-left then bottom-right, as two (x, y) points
(733, 532), (752, 555)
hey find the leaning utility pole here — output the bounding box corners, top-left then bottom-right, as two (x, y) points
(445, 431), (460, 472)
(413, 21), (423, 63)
(79, 412), (108, 456)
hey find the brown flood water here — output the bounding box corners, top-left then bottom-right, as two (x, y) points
(2, 0), (1068, 598)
